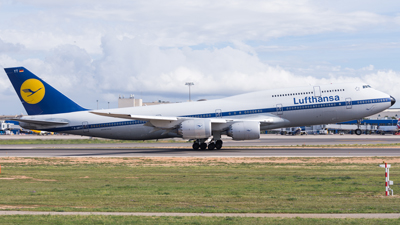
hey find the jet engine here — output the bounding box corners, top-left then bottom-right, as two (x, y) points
(227, 121), (260, 140)
(178, 119), (212, 139)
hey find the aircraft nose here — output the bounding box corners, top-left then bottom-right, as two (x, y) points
(391, 96), (396, 106)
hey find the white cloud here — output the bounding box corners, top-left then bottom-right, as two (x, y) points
(1, 0), (400, 114)
(1, 35), (400, 114)
(0, 38), (24, 52)
(364, 70), (400, 99)
(0, 0), (392, 54)
(362, 65), (374, 71)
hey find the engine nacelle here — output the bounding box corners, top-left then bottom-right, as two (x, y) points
(178, 119), (212, 139)
(227, 121), (260, 140)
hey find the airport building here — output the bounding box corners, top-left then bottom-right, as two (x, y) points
(118, 95), (174, 108)
(118, 95), (143, 108)
(370, 108), (400, 119)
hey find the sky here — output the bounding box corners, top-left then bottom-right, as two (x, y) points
(1, 0), (400, 115)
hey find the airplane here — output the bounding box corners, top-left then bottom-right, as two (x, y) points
(3, 67), (396, 150)
(377, 119), (400, 135)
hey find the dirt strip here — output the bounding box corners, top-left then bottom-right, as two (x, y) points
(0, 211), (400, 218)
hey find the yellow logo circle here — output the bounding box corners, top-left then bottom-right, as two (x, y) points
(20, 79), (45, 104)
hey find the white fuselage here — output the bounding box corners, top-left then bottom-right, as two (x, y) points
(19, 83), (393, 140)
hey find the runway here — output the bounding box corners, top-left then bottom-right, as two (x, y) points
(0, 134), (399, 157)
(1, 134), (400, 147)
(0, 147), (400, 157)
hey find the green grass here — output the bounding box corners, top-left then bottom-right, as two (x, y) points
(0, 215), (400, 225)
(0, 158), (399, 213)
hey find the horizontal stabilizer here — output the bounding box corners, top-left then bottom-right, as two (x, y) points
(10, 118), (69, 126)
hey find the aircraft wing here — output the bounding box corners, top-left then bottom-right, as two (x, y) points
(91, 111), (187, 129)
(91, 112), (285, 129)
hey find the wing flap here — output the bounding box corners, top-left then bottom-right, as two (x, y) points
(91, 111), (183, 129)
(91, 112), (179, 121)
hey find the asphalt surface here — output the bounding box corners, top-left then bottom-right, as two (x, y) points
(0, 134), (399, 157)
(0, 147), (399, 157)
(2, 134), (400, 146)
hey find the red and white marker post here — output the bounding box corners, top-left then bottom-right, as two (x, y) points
(379, 163), (393, 196)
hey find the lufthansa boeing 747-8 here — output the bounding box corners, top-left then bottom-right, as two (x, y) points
(4, 67), (396, 150)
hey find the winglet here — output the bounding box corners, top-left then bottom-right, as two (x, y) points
(4, 67), (87, 115)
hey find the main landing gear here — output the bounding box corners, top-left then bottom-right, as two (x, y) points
(192, 139), (223, 150)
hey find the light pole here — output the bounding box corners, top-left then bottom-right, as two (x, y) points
(108, 102), (110, 109)
(96, 100), (98, 110)
(185, 82), (194, 102)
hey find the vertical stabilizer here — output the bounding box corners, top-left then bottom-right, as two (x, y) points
(4, 67), (86, 115)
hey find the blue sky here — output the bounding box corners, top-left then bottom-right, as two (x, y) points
(0, 0), (400, 114)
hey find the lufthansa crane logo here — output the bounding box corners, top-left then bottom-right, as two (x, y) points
(20, 79), (45, 104)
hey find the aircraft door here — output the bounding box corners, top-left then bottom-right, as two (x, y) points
(345, 98), (352, 109)
(215, 109), (222, 118)
(276, 104), (283, 115)
(313, 86), (321, 97)
(82, 121), (89, 132)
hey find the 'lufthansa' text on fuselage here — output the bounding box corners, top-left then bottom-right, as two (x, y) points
(293, 95), (340, 104)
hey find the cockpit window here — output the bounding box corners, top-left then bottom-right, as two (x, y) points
(363, 85), (372, 89)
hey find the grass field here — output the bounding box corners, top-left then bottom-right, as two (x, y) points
(0, 157), (398, 214)
(1, 215), (400, 225)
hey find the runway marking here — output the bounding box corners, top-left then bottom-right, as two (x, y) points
(0, 211), (400, 218)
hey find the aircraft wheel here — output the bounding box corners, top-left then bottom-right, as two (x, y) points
(355, 129), (362, 135)
(208, 142), (215, 150)
(200, 143), (207, 150)
(215, 140), (223, 149)
(192, 142), (200, 150)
